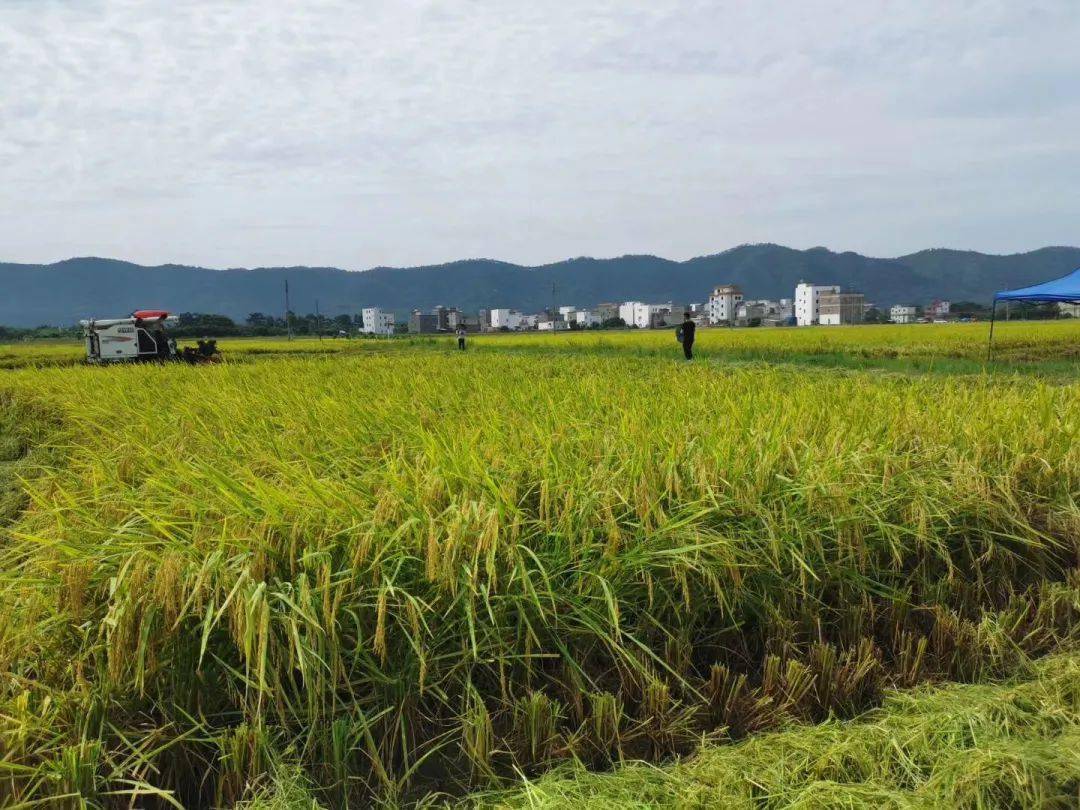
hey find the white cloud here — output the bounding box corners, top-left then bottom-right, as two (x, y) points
(0, 0), (1078, 267)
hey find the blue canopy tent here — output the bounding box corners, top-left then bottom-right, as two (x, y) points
(988, 267), (1080, 360)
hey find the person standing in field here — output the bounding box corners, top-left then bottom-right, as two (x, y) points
(676, 312), (695, 360)
(456, 325), (467, 351)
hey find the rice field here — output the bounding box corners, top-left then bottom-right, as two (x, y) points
(472, 319), (1080, 365)
(4, 318), (1080, 371)
(1, 324), (1078, 807)
(0, 336), (436, 370)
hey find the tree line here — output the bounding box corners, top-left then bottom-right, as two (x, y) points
(201, 312), (365, 337)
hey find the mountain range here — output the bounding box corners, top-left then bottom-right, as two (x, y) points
(3, 244), (1079, 327)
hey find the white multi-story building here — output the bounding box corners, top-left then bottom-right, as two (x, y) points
(618, 301), (681, 329)
(890, 305), (918, 324)
(794, 283), (841, 326)
(708, 285), (743, 324)
(519, 314), (539, 330)
(642, 302), (675, 328)
(360, 307), (395, 336)
(618, 301), (647, 328)
(537, 319), (570, 331)
(573, 309), (600, 327)
(557, 306), (577, 320)
(490, 308), (524, 330)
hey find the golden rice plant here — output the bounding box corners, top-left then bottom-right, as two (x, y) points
(0, 346), (1078, 805)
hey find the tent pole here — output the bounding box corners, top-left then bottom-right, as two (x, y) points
(986, 299), (997, 363)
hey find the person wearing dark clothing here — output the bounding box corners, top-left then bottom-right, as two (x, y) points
(677, 313), (696, 360)
(456, 326), (467, 350)
(155, 327), (170, 359)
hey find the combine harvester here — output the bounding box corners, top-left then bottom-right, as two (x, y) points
(79, 310), (221, 365)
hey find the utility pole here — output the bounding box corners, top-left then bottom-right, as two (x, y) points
(551, 281), (557, 333)
(284, 279), (293, 341)
(315, 299), (322, 341)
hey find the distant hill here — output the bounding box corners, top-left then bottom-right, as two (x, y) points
(2, 244), (1079, 327)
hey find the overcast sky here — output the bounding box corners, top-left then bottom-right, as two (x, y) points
(1, 1), (1078, 269)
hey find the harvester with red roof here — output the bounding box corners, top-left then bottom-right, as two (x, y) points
(79, 310), (221, 365)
